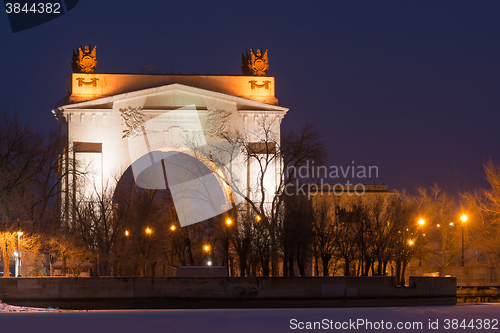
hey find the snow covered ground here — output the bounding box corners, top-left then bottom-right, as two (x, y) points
(0, 303), (498, 332)
(0, 301), (61, 312)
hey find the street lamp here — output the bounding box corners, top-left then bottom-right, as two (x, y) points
(204, 244), (212, 266)
(255, 215), (261, 222)
(125, 230), (129, 236)
(417, 219), (425, 266)
(170, 225), (176, 231)
(226, 218), (232, 225)
(17, 231), (23, 277)
(146, 227), (152, 235)
(460, 214), (468, 267)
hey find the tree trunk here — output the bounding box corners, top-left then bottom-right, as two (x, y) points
(239, 257), (247, 277)
(270, 230), (279, 276)
(344, 257), (350, 276)
(3, 250), (11, 277)
(395, 259), (402, 285)
(321, 255), (330, 276)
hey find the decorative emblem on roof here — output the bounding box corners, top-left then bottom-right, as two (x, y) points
(241, 49), (269, 76)
(72, 45), (97, 73)
(76, 77), (99, 87)
(249, 80), (271, 90)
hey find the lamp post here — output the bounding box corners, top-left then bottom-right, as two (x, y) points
(204, 244), (212, 265)
(17, 231), (23, 277)
(418, 219), (425, 267)
(145, 227), (152, 276)
(460, 214), (467, 267)
(170, 225), (176, 266)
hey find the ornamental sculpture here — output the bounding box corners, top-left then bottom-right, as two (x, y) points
(71, 45), (97, 73)
(119, 106), (146, 139)
(241, 48), (269, 76)
(204, 109), (232, 138)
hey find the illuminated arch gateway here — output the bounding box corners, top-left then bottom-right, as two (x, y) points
(52, 59), (288, 226)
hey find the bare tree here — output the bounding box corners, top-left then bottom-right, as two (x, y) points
(199, 117), (326, 276)
(416, 184), (458, 267)
(463, 160), (500, 266)
(311, 199), (338, 276)
(282, 194), (313, 276)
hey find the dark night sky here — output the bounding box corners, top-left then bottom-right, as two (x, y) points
(1, 0), (499, 197)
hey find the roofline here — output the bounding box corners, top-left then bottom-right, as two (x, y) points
(55, 82), (289, 113)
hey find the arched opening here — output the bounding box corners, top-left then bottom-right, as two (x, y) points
(106, 150), (236, 276)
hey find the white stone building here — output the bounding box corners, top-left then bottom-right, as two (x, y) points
(52, 73), (288, 226)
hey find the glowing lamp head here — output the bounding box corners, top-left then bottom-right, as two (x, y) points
(204, 245), (210, 252)
(207, 261), (212, 266)
(170, 225), (176, 231)
(460, 214), (468, 223)
(17, 231), (23, 236)
(256, 215), (261, 222)
(125, 230), (129, 236)
(418, 219), (425, 226)
(146, 228), (152, 234)
(226, 218), (232, 225)
(408, 240), (414, 246)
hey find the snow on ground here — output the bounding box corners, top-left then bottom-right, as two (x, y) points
(0, 303), (498, 332)
(0, 300), (61, 312)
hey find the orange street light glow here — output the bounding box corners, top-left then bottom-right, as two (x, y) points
(170, 225), (176, 231)
(418, 218), (425, 226)
(204, 245), (210, 252)
(146, 228), (152, 234)
(226, 218), (232, 225)
(409, 240), (414, 245)
(125, 230), (129, 236)
(256, 215), (261, 222)
(17, 231), (23, 236)
(460, 214), (468, 223)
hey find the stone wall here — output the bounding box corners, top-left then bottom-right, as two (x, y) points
(0, 276), (456, 309)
